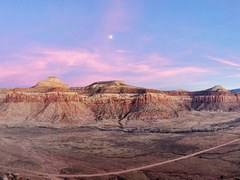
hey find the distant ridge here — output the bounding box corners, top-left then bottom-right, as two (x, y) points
(230, 88), (240, 93)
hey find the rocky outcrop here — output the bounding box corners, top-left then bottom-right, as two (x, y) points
(73, 80), (161, 95)
(32, 76), (69, 89)
(190, 85), (240, 111)
(0, 172), (21, 180)
(0, 78), (240, 125)
(206, 85), (228, 92)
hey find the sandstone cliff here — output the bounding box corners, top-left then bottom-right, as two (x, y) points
(0, 77), (239, 125)
(191, 91), (240, 111)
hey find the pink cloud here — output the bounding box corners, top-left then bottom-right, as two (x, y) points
(0, 47), (213, 88)
(156, 67), (208, 77)
(207, 56), (240, 67)
(126, 66), (211, 83)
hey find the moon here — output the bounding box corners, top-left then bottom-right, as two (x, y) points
(108, 34), (113, 40)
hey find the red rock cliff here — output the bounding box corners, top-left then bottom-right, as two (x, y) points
(0, 78), (240, 124)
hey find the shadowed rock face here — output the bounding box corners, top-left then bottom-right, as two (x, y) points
(0, 77), (240, 124)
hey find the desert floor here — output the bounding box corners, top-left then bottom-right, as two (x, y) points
(0, 112), (239, 180)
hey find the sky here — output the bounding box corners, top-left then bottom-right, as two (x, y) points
(0, 0), (240, 90)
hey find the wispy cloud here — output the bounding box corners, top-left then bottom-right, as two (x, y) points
(0, 47), (213, 88)
(129, 66), (210, 84)
(207, 56), (240, 67)
(178, 21), (240, 42)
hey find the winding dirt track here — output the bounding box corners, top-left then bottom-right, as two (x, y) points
(0, 138), (239, 179)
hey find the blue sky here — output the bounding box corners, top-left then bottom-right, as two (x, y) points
(0, 0), (240, 90)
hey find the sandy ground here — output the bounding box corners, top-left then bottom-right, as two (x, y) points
(0, 111), (239, 179)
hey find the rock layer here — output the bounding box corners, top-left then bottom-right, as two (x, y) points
(0, 77), (240, 125)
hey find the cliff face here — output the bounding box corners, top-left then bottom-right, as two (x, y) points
(5, 91), (81, 103)
(1, 91), (95, 124)
(3, 90), (190, 123)
(126, 93), (191, 120)
(0, 77), (240, 125)
(191, 91), (240, 111)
